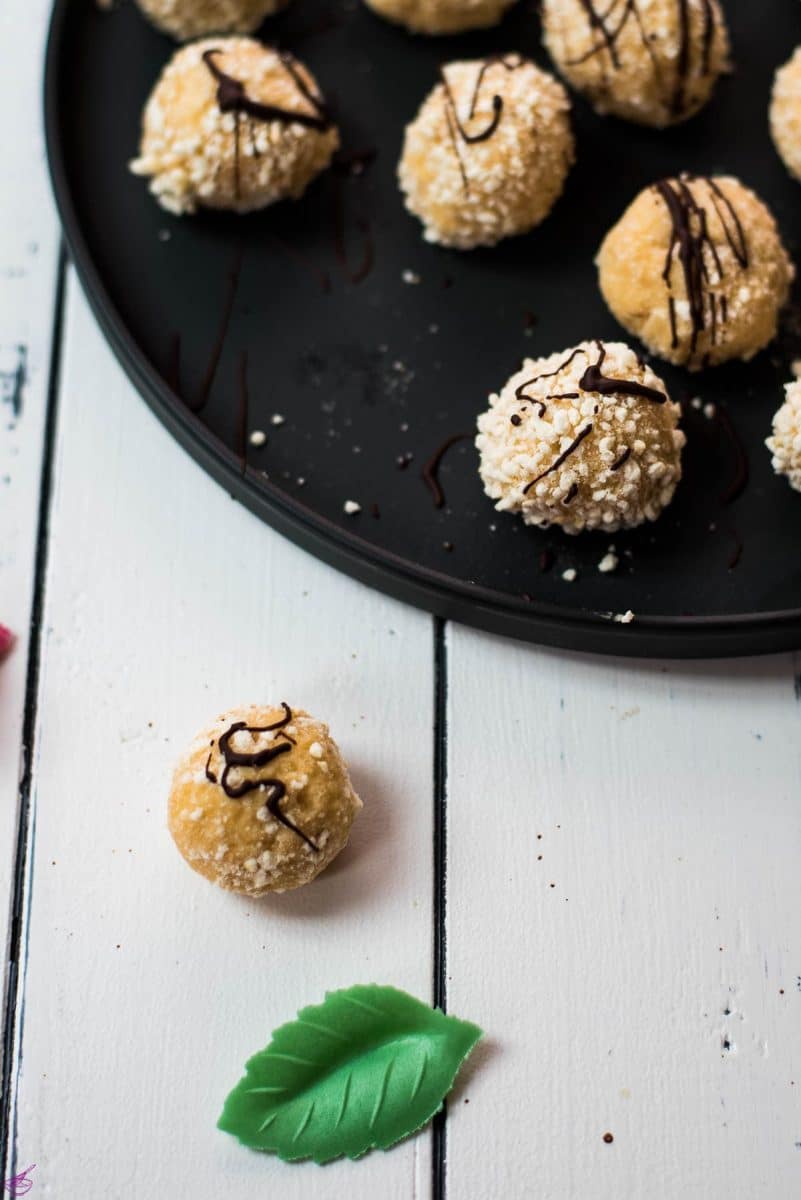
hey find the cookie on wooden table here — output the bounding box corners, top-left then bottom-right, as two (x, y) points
(169, 704), (362, 896)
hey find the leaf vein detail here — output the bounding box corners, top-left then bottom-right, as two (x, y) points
(369, 1059), (393, 1130)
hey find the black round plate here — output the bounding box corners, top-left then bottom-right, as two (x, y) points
(45, 0), (801, 656)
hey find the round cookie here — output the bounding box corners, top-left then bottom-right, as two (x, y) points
(596, 174), (794, 370)
(398, 54), (574, 250)
(770, 47), (801, 184)
(766, 380), (801, 493)
(168, 703), (362, 895)
(129, 38), (339, 215)
(476, 339), (685, 534)
(362, 0), (515, 35)
(134, 0), (288, 41)
(540, 0), (730, 128)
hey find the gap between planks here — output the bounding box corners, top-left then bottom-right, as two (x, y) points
(432, 615), (448, 1200)
(0, 243), (67, 1188)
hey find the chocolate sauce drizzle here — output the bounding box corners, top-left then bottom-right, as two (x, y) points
(654, 175), (749, 363)
(717, 406), (749, 504)
(523, 423), (593, 493)
(567, 0), (717, 118)
(203, 48), (332, 132)
(205, 703), (318, 851)
(332, 188), (374, 284)
(520, 341), (666, 496)
(515, 347), (586, 417)
(421, 432), (472, 509)
(440, 55), (525, 194)
(192, 248), (243, 414)
(202, 48), (332, 204)
(579, 341), (667, 404)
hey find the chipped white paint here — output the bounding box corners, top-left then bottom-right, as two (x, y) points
(12, 280), (434, 1197)
(0, 0), (60, 1004)
(445, 628), (801, 1200)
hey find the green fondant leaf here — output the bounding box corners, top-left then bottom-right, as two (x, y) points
(218, 983), (482, 1163)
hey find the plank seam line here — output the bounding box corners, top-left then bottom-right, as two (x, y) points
(0, 241), (68, 1188)
(431, 615), (448, 1200)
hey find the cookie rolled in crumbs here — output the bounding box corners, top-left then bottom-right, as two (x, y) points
(130, 38), (339, 215)
(541, 0), (731, 128)
(398, 54), (574, 250)
(362, 0), (515, 35)
(476, 340), (685, 534)
(134, 0), (289, 40)
(169, 704), (362, 895)
(766, 381), (801, 494)
(771, 48), (801, 185)
(597, 175), (793, 370)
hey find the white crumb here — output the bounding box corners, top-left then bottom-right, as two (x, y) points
(598, 551), (619, 573)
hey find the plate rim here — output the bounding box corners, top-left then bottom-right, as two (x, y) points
(42, 0), (801, 659)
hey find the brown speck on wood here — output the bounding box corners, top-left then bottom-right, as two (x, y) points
(603, 1132), (614, 1144)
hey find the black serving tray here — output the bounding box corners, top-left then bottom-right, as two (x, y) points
(45, 0), (801, 656)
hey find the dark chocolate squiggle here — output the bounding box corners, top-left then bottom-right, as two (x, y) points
(654, 174), (748, 363)
(207, 704), (318, 852)
(440, 55), (526, 194)
(202, 48), (332, 131)
(520, 341), (667, 497)
(566, 0), (717, 119)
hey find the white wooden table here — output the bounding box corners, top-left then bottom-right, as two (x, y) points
(2, 4), (801, 1196)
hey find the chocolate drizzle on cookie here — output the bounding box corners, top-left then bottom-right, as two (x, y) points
(202, 48), (332, 202)
(440, 54), (525, 193)
(579, 341), (667, 404)
(566, 0), (718, 119)
(206, 704), (319, 851)
(654, 175), (748, 362)
(523, 423), (593, 493)
(515, 346), (586, 417)
(521, 342), (667, 496)
(203, 48), (332, 131)
(517, 341), (666, 426)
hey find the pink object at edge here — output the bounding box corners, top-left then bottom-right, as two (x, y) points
(0, 624), (14, 659)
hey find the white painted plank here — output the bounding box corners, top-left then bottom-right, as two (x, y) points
(0, 0), (60, 985)
(445, 629), (801, 1200)
(13, 275), (434, 1197)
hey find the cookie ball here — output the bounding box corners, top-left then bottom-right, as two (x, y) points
(129, 38), (339, 215)
(766, 380), (801, 493)
(476, 339), (685, 533)
(168, 704), (362, 895)
(398, 54), (574, 250)
(363, 0), (514, 35)
(134, 0), (287, 41)
(541, 0), (730, 127)
(771, 47), (801, 184)
(596, 175), (794, 370)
